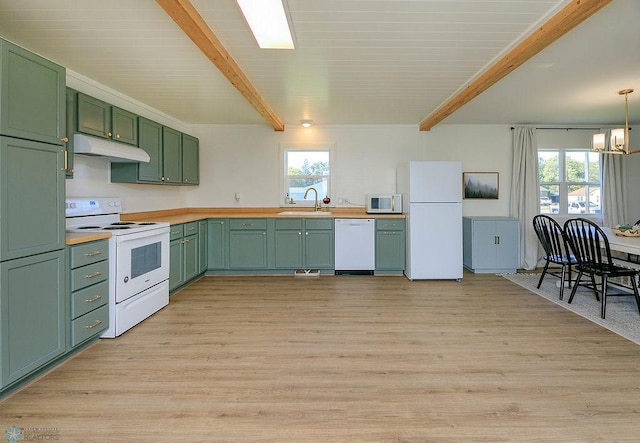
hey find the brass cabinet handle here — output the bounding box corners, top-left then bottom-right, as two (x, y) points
(60, 149), (68, 171)
(84, 251), (102, 257)
(84, 271), (102, 279)
(115, 133), (120, 139)
(61, 136), (69, 143)
(107, 132), (112, 137)
(84, 295), (102, 303)
(85, 320), (103, 329)
(187, 226), (196, 232)
(242, 223), (254, 227)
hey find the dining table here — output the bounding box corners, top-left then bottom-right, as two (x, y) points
(602, 227), (640, 257)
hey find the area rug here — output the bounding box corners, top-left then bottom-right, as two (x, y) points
(501, 272), (640, 345)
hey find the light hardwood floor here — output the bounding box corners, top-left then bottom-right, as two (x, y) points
(2, 273), (640, 442)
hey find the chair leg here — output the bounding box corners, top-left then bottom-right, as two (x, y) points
(568, 270), (583, 304)
(537, 261), (550, 289)
(589, 273), (600, 301)
(601, 276), (608, 319)
(559, 265), (566, 300)
(631, 275), (640, 315)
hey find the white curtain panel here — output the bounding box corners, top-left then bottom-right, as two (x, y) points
(601, 128), (627, 227)
(510, 127), (540, 270)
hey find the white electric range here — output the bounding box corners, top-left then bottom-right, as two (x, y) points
(66, 197), (170, 337)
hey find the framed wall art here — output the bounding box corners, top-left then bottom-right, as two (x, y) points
(463, 172), (499, 199)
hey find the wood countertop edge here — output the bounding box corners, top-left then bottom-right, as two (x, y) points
(121, 207), (406, 224)
(66, 232), (112, 245)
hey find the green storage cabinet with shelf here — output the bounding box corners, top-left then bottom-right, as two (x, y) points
(68, 239), (109, 348)
(182, 133), (199, 185)
(207, 219), (228, 270)
(375, 219), (405, 273)
(76, 92), (137, 145)
(0, 38), (66, 145)
(273, 218), (333, 270)
(1, 250), (66, 388)
(463, 216), (519, 273)
(228, 219), (268, 269)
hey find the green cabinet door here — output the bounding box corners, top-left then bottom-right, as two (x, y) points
(229, 221), (268, 269)
(111, 106), (137, 145)
(305, 229), (334, 269)
(162, 126), (182, 184)
(198, 220), (208, 273)
(274, 229), (303, 268)
(111, 116), (163, 183)
(375, 219), (405, 272)
(0, 137), (65, 261)
(76, 93), (111, 139)
(1, 250), (66, 387)
(182, 133), (199, 185)
(169, 238), (184, 292)
(0, 38), (66, 145)
(208, 219), (227, 270)
(183, 234), (198, 282)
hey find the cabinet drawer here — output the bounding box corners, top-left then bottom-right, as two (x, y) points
(71, 280), (108, 319)
(71, 304), (108, 347)
(376, 219), (405, 231)
(275, 218), (303, 230)
(305, 218), (333, 230)
(70, 240), (109, 268)
(183, 222), (198, 236)
(71, 260), (109, 292)
(169, 224), (184, 241)
(229, 219), (267, 230)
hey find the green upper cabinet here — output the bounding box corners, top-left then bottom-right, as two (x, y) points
(182, 133), (199, 185)
(64, 88), (76, 177)
(162, 126), (182, 184)
(0, 137), (65, 260)
(0, 38), (66, 145)
(111, 116), (163, 183)
(76, 93), (137, 146)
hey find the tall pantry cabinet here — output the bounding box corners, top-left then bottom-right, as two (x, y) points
(0, 38), (67, 391)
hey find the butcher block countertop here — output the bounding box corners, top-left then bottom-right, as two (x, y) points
(66, 231), (112, 246)
(121, 207), (405, 225)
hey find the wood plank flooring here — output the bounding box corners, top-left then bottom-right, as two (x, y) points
(2, 273), (640, 442)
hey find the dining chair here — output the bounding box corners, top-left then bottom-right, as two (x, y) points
(532, 214), (575, 300)
(563, 218), (640, 319)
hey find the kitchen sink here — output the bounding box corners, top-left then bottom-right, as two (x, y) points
(278, 211), (332, 216)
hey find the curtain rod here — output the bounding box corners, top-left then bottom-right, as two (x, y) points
(510, 127), (601, 130)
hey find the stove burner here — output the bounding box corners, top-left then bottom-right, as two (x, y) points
(110, 222), (135, 226)
(138, 222), (156, 225)
(78, 226), (102, 230)
(103, 226), (131, 230)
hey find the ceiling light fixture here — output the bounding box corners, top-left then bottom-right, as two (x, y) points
(300, 120), (314, 128)
(592, 89), (639, 155)
(236, 0), (294, 49)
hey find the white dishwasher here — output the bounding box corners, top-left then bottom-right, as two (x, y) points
(334, 218), (375, 274)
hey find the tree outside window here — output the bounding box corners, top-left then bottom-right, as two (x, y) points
(538, 149), (601, 216)
(284, 150), (330, 205)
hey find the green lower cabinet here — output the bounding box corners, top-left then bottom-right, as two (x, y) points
(274, 218), (333, 270)
(1, 250), (66, 388)
(169, 222), (201, 292)
(375, 219), (405, 273)
(183, 232), (198, 282)
(229, 230), (268, 269)
(169, 237), (185, 292)
(207, 219), (228, 270)
(198, 220), (208, 273)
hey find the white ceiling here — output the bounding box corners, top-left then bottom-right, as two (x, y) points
(0, 0), (637, 129)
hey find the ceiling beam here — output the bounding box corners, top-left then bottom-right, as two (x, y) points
(419, 0), (613, 131)
(156, 0), (285, 131)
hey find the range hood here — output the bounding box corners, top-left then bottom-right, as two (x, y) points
(73, 134), (150, 163)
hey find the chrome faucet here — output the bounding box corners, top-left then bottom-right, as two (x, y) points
(304, 187), (321, 211)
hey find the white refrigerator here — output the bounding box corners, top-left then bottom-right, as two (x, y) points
(397, 161), (463, 280)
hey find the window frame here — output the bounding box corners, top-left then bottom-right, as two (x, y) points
(538, 147), (602, 219)
(280, 143), (335, 208)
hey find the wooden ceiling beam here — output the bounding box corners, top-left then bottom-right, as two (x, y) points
(156, 0), (285, 131)
(419, 0), (613, 131)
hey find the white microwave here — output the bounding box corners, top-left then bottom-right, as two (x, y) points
(366, 194), (402, 214)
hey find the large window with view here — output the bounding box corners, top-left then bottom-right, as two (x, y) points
(283, 148), (331, 206)
(538, 149), (601, 216)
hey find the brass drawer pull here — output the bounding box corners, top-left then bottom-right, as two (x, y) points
(85, 295), (103, 303)
(84, 251), (102, 257)
(85, 320), (103, 329)
(84, 271), (102, 279)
